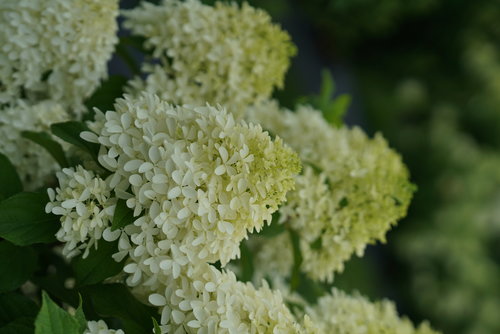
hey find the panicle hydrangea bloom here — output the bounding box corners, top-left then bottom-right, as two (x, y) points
(0, 99), (68, 189)
(247, 101), (414, 282)
(304, 288), (440, 334)
(83, 93), (300, 266)
(84, 320), (124, 334)
(0, 0), (119, 112)
(123, 0), (296, 117)
(44, 93), (302, 332)
(46, 166), (117, 258)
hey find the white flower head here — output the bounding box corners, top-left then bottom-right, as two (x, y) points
(0, 0), (119, 112)
(247, 101), (414, 282)
(123, 0), (296, 117)
(306, 288), (440, 334)
(84, 93), (300, 266)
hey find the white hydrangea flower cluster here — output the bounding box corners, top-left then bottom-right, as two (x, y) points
(84, 320), (124, 334)
(247, 101), (414, 282)
(0, 0), (119, 111)
(84, 93), (300, 266)
(0, 99), (68, 189)
(48, 93), (302, 332)
(46, 166), (117, 258)
(123, 0), (296, 117)
(304, 289), (440, 334)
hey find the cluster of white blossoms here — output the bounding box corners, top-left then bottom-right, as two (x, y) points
(46, 166), (117, 258)
(0, 99), (68, 189)
(303, 289), (440, 334)
(247, 101), (414, 282)
(84, 320), (124, 334)
(84, 93), (300, 266)
(0, 0), (119, 111)
(123, 0), (296, 117)
(48, 93), (304, 332)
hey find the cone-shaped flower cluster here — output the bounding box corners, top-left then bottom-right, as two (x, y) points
(123, 0), (296, 117)
(247, 101), (414, 282)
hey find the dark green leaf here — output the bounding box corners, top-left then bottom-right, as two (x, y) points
(152, 318), (161, 334)
(239, 240), (254, 282)
(289, 228), (303, 291)
(0, 317), (35, 334)
(84, 75), (128, 118)
(111, 199), (135, 231)
(310, 236), (323, 250)
(50, 122), (100, 159)
(116, 43), (141, 76)
(21, 131), (68, 167)
(82, 283), (159, 334)
(34, 291), (86, 334)
(258, 212), (285, 238)
(0, 153), (22, 200)
(31, 249), (79, 309)
(72, 240), (125, 286)
(0, 192), (58, 246)
(0, 242), (37, 293)
(0, 292), (38, 327)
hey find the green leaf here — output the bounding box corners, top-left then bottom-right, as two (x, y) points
(21, 131), (69, 167)
(0, 292), (38, 327)
(34, 291), (87, 334)
(258, 212), (285, 238)
(84, 75), (128, 118)
(323, 93), (351, 127)
(319, 69), (335, 106)
(310, 236), (322, 250)
(238, 240), (254, 282)
(297, 69), (350, 127)
(0, 153), (22, 200)
(72, 240), (125, 286)
(289, 228), (303, 291)
(0, 192), (58, 246)
(74, 296), (87, 332)
(0, 241), (37, 293)
(152, 318), (161, 334)
(82, 284), (159, 334)
(111, 199), (135, 231)
(50, 122), (100, 159)
(0, 317), (35, 334)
